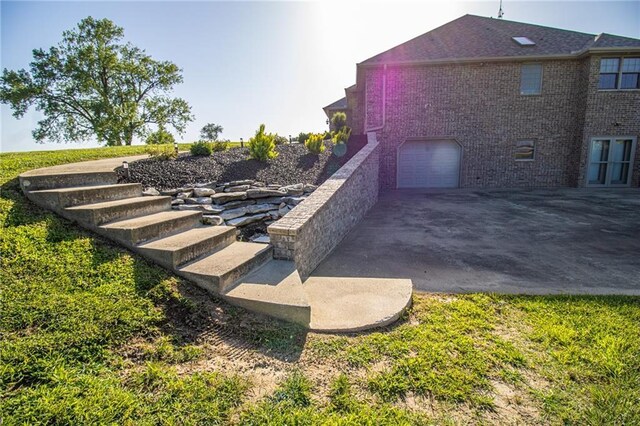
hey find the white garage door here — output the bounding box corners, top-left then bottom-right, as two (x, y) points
(397, 140), (461, 188)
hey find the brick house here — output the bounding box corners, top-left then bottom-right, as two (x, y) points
(326, 15), (640, 189)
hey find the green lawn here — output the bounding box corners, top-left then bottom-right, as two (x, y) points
(1, 146), (639, 425)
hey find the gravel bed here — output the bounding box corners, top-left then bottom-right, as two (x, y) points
(117, 142), (353, 190)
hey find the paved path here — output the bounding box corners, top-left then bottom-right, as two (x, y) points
(312, 188), (640, 295)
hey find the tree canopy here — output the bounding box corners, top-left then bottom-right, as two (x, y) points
(200, 123), (223, 141)
(0, 17), (193, 146)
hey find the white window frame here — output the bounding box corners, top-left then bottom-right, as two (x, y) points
(520, 63), (543, 95)
(586, 136), (637, 187)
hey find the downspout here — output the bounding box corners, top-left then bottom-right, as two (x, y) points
(365, 64), (387, 133)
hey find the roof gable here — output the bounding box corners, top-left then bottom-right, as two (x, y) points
(361, 15), (640, 65)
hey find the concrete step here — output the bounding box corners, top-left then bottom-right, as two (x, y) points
(137, 225), (236, 268)
(101, 210), (203, 246)
(223, 260), (310, 326)
(178, 242), (273, 294)
(303, 277), (413, 333)
(28, 183), (143, 209)
(65, 196), (171, 226)
(20, 171), (118, 191)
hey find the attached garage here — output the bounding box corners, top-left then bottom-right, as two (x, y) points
(397, 139), (461, 188)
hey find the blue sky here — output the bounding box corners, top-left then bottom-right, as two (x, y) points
(1, 0), (639, 152)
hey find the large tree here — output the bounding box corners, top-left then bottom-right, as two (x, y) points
(0, 17), (193, 146)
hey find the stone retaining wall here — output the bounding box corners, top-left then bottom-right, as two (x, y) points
(268, 133), (380, 278)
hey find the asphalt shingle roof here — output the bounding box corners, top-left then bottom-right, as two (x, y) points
(361, 15), (640, 65)
(324, 97), (348, 110)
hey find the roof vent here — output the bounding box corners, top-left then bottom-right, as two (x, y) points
(512, 36), (536, 46)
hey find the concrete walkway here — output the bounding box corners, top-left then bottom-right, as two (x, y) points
(313, 188), (640, 295)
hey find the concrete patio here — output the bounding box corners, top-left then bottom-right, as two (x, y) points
(312, 188), (640, 295)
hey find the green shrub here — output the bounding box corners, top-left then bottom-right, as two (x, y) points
(331, 112), (347, 132)
(190, 141), (212, 156)
(297, 132), (310, 145)
(145, 144), (177, 160)
(212, 139), (229, 152)
(273, 134), (288, 145)
(248, 124), (278, 161)
(145, 128), (175, 145)
(332, 126), (351, 144)
(305, 133), (325, 155)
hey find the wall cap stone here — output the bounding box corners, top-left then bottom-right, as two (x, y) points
(268, 133), (379, 238)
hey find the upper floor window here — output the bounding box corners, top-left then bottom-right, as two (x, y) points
(598, 57), (640, 90)
(520, 64), (542, 95)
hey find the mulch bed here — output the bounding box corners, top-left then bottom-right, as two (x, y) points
(117, 141), (362, 190)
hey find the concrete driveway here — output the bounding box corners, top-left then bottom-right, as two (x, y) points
(312, 188), (640, 295)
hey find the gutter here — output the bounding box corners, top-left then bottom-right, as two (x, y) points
(356, 47), (640, 68)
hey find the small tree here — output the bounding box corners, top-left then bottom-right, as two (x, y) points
(145, 128), (175, 145)
(332, 127), (351, 144)
(200, 123), (223, 141)
(331, 112), (347, 132)
(305, 133), (326, 155)
(298, 132), (310, 145)
(248, 124), (277, 161)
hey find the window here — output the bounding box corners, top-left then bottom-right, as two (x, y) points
(598, 57), (640, 90)
(520, 64), (542, 95)
(512, 36), (536, 46)
(515, 140), (535, 161)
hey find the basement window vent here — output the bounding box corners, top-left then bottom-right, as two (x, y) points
(513, 36), (536, 46)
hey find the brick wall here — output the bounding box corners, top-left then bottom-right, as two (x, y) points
(578, 55), (640, 187)
(268, 134), (380, 279)
(352, 57), (640, 189)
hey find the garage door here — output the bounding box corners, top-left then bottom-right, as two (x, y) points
(397, 140), (460, 188)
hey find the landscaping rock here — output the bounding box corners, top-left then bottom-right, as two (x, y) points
(278, 205), (292, 217)
(251, 235), (271, 244)
(192, 187), (216, 197)
(221, 199), (256, 209)
(176, 204), (224, 214)
(220, 207), (248, 220)
(161, 188), (180, 196)
(247, 203), (280, 214)
(142, 187), (160, 196)
(283, 196), (305, 206)
(194, 181), (217, 189)
(304, 184), (318, 193)
(227, 179), (254, 187)
(202, 215), (224, 226)
(224, 184), (251, 193)
(227, 213), (268, 227)
(246, 188), (286, 199)
(171, 199), (185, 206)
(259, 196), (285, 205)
(176, 191), (192, 199)
(213, 192), (247, 204)
(184, 197), (213, 205)
(279, 183), (304, 196)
